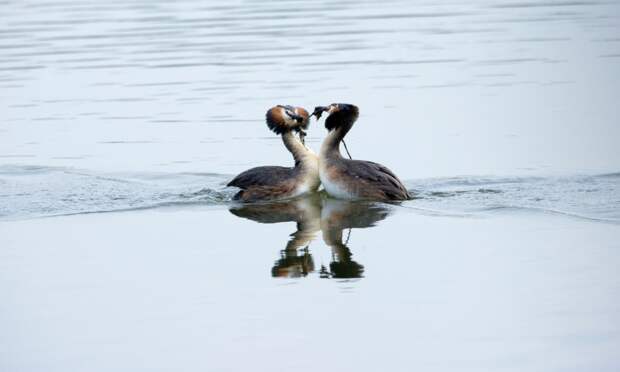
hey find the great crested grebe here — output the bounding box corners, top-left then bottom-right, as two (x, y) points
(227, 105), (320, 202)
(312, 103), (411, 201)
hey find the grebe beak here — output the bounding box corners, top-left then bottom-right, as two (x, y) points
(311, 106), (329, 120)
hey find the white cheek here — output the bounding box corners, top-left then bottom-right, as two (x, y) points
(279, 107), (297, 127)
(283, 117), (297, 127)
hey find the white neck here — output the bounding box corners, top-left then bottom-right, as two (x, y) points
(282, 131), (317, 168)
(319, 129), (344, 160)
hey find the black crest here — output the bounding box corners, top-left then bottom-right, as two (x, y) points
(325, 104), (359, 131)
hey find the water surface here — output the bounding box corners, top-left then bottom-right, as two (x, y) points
(2, 1), (620, 371)
(1, 0), (619, 177)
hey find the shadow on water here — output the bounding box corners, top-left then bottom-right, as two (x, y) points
(229, 193), (392, 279)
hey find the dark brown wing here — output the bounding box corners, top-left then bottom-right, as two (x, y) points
(232, 183), (297, 202)
(227, 166), (294, 189)
(342, 159), (411, 200)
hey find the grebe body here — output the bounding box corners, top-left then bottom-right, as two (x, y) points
(314, 104), (410, 201)
(227, 106), (320, 202)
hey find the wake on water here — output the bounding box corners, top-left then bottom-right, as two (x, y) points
(1, 165), (619, 223)
(408, 173), (620, 223)
(0, 165), (234, 220)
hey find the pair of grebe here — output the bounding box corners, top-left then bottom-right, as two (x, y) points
(227, 103), (410, 202)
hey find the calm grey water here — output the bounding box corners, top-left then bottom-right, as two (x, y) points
(2, 1), (620, 371)
(2, 0), (620, 178)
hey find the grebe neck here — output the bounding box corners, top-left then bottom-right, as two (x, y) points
(320, 127), (349, 159)
(282, 131), (311, 167)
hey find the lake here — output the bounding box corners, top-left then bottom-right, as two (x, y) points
(1, 0), (620, 371)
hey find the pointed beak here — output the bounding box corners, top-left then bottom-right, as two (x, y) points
(311, 106), (329, 120)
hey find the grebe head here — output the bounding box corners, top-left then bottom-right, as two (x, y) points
(266, 105), (310, 135)
(311, 103), (359, 131)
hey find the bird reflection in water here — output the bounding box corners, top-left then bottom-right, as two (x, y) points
(230, 194), (321, 278)
(229, 193), (391, 279)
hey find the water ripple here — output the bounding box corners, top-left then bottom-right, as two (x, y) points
(1, 165), (618, 223)
(406, 174), (620, 223)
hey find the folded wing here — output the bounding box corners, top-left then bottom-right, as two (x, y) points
(342, 160), (411, 200)
(227, 166), (294, 189)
